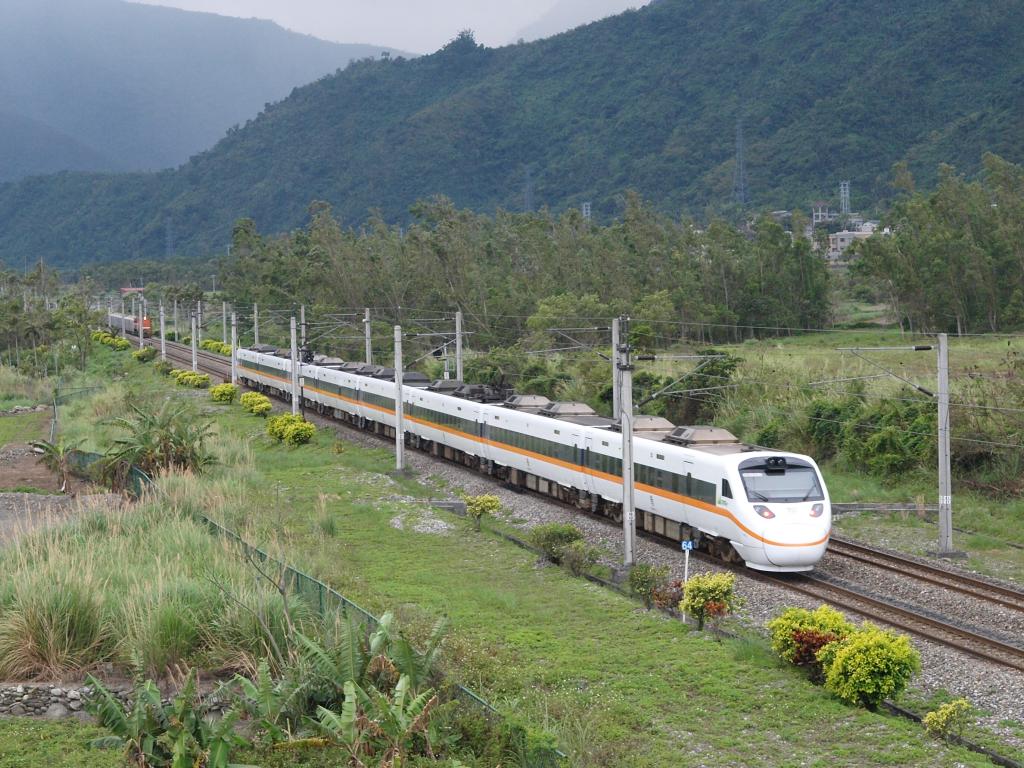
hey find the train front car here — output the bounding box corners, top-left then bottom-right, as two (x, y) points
(728, 453), (831, 572)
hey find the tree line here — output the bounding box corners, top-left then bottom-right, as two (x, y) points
(851, 153), (1024, 334)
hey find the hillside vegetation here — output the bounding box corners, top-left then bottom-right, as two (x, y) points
(1, 0), (1022, 268)
(0, 0), (402, 182)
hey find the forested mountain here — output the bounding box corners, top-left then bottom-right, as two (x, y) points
(512, 0), (647, 42)
(0, 0), (401, 181)
(1, 0), (1022, 269)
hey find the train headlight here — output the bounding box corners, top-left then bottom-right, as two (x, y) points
(754, 505), (775, 519)
(810, 503), (824, 518)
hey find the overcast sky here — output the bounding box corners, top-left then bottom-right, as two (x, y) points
(130, 0), (641, 53)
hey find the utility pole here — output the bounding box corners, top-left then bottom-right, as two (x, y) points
(394, 325), (405, 472)
(364, 309), (372, 364)
(617, 315), (635, 567)
(836, 341), (960, 557)
(455, 310), (464, 381)
(121, 298), (126, 335)
(937, 333), (954, 555)
(253, 303), (260, 346)
(173, 299), (178, 338)
(222, 301), (227, 345)
(138, 297), (145, 348)
(196, 301), (203, 344)
(611, 317), (621, 417)
(230, 313), (238, 384)
(300, 304), (307, 349)
(290, 317), (299, 415)
(159, 304), (166, 361)
(190, 315), (198, 372)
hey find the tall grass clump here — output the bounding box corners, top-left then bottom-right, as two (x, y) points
(0, 366), (52, 409)
(0, 501), (298, 679)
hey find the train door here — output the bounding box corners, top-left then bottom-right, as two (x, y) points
(581, 433), (597, 499)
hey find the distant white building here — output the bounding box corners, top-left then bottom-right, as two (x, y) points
(827, 221), (884, 261)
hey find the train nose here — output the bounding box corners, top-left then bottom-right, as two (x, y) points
(762, 522), (830, 570)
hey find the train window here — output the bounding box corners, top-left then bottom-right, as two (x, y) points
(656, 454), (664, 460)
(601, 441), (608, 447)
(722, 479), (733, 499)
(554, 429), (560, 435)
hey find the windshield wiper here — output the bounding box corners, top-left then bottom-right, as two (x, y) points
(748, 490), (770, 501)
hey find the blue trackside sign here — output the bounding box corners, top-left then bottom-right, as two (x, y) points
(681, 540), (694, 551)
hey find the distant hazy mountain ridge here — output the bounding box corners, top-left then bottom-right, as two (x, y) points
(0, 0), (402, 181)
(1, 0), (1022, 269)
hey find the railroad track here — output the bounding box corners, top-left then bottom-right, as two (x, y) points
(759, 570), (1024, 673)
(827, 536), (1024, 613)
(128, 335), (1024, 673)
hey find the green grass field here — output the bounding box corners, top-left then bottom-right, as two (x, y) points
(0, 411), (47, 449)
(142, 378), (1002, 767)
(0, 719), (119, 768)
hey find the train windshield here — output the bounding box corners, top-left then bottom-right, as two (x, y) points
(740, 461), (824, 503)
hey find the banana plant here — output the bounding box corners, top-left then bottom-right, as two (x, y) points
(230, 658), (308, 744)
(86, 671), (254, 768)
(30, 437), (83, 493)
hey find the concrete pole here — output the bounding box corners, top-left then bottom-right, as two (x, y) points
(364, 308), (372, 364)
(300, 304), (307, 349)
(455, 310), (464, 382)
(230, 313), (238, 384)
(138, 297), (145, 348)
(253, 303), (259, 346)
(937, 333), (954, 554)
(222, 301), (227, 345)
(121, 298), (126, 334)
(394, 325), (405, 472)
(190, 315), (198, 372)
(290, 317), (299, 415)
(618, 316), (635, 567)
(173, 299), (178, 338)
(159, 304), (166, 361)
(611, 317), (621, 418)
(196, 301), (203, 344)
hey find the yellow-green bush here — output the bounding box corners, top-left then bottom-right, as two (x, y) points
(283, 420), (316, 446)
(680, 572), (740, 631)
(267, 413), (315, 445)
(819, 623), (921, 709)
(210, 383), (239, 404)
(199, 339), (233, 356)
(240, 392), (272, 417)
(171, 370), (211, 389)
(132, 347), (157, 363)
(112, 338), (131, 351)
(923, 698), (972, 739)
(768, 605), (855, 667)
(465, 494), (501, 531)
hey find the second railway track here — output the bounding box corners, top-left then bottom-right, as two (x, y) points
(137, 335), (1024, 673)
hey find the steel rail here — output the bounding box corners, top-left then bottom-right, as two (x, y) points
(827, 536), (1024, 612)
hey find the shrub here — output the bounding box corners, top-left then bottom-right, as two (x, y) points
(651, 579), (685, 614)
(465, 494), (501, 532)
(282, 420), (316, 446)
(680, 572), (740, 631)
(768, 605), (856, 679)
(210, 383), (239, 404)
(240, 392), (272, 417)
(153, 359), (173, 376)
(173, 371), (211, 389)
(132, 347), (157, 363)
(923, 698), (972, 739)
(529, 522), (584, 564)
(629, 564), (670, 608)
(267, 413), (304, 442)
(820, 623), (921, 709)
(559, 539), (600, 577)
(112, 338), (131, 351)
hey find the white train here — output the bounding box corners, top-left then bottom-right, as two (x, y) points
(237, 348), (831, 572)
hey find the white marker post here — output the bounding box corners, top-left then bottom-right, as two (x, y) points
(681, 539), (694, 623)
(394, 325), (405, 472)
